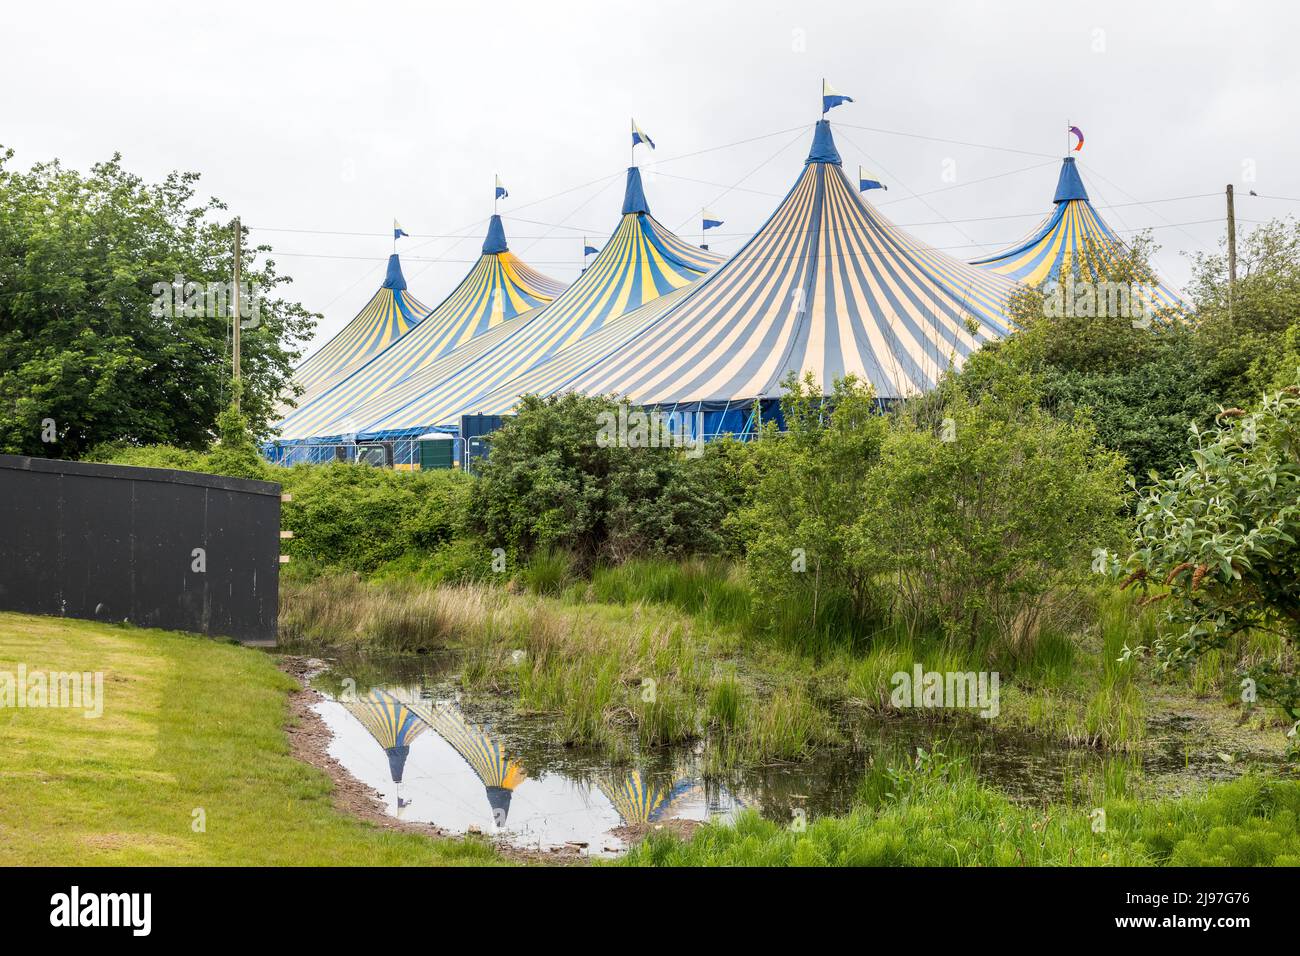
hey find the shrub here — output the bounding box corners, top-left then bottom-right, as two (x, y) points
(279, 463), (472, 573)
(466, 392), (743, 565)
(955, 238), (1220, 482)
(851, 380), (1128, 650)
(734, 373), (888, 647)
(1123, 382), (1300, 726)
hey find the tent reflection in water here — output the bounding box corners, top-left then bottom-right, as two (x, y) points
(597, 770), (705, 827)
(411, 700), (526, 826)
(341, 689), (428, 808)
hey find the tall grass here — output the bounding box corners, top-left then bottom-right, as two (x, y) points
(589, 557), (752, 628)
(283, 571), (838, 766)
(520, 548), (578, 597)
(618, 755), (1300, 867)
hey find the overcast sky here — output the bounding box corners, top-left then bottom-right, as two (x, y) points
(4, 0), (1297, 354)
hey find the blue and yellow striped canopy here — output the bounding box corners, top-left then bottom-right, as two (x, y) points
(411, 701), (526, 793)
(456, 120), (1015, 411)
(324, 168), (722, 439)
(276, 218), (566, 440)
(290, 255), (429, 407)
(970, 157), (1187, 314)
(341, 689), (428, 783)
(597, 770), (700, 826)
(433, 284), (694, 422)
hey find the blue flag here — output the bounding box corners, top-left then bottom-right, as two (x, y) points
(858, 165), (886, 191)
(583, 239), (599, 257)
(631, 118), (656, 150)
(702, 208), (724, 230)
(495, 174), (508, 200)
(393, 219), (409, 239)
(822, 79), (853, 114)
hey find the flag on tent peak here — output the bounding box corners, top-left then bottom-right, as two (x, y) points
(702, 208), (724, 230)
(393, 219), (409, 239)
(822, 79), (853, 114)
(631, 118), (656, 150)
(858, 166), (886, 191)
(1068, 126), (1085, 152)
(495, 174), (509, 200)
(583, 239), (599, 257)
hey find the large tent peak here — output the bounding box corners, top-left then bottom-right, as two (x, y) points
(482, 214), (509, 255)
(805, 119), (843, 166)
(622, 166), (650, 216)
(1053, 156), (1089, 204)
(382, 253), (408, 291)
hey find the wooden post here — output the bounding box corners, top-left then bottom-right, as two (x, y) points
(232, 217), (242, 410)
(1226, 185), (1237, 321)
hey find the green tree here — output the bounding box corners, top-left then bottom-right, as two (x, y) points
(1123, 383), (1300, 728)
(1185, 217), (1300, 406)
(466, 392), (740, 565)
(733, 373), (888, 641)
(852, 380), (1128, 649)
(956, 237), (1219, 481)
(0, 147), (316, 457)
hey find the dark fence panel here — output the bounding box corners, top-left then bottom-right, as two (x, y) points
(0, 455), (281, 643)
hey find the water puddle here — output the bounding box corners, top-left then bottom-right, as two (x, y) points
(307, 652), (1280, 856)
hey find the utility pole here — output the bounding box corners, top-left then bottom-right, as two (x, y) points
(232, 217), (242, 411)
(1226, 184), (1237, 322)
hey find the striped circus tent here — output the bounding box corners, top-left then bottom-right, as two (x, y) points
(596, 770), (700, 826)
(410, 701), (525, 823)
(330, 167), (722, 441)
(289, 254), (430, 409)
(341, 688), (428, 785)
(429, 285), (694, 425)
(970, 156), (1187, 314)
(275, 216), (566, 441)
(452, 120), (1015, 426)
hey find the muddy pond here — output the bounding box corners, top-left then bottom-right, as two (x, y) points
(303, 650), (1278, 857)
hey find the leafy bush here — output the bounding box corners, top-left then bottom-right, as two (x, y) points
(466, 392), (745, 566)
(852, 381), (1128, 650)
(734, 373), (888, 647)
(957, 286), (1218, 482)
(279, 463), (472, 573)
(1123, 383), (1300, 725)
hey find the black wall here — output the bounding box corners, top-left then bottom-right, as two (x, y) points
(0, 455), (281, 643)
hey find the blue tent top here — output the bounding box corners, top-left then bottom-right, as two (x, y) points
(482, 214), (509, 255)
(382, 253), (408, 290)
(622, 166), (650, 215)
(1053, 157), (1089, 204)
(805, 119), (842, 166)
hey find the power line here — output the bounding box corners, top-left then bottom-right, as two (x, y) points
(835, 123), (1059, 159)
(268, 217), (1255, 265)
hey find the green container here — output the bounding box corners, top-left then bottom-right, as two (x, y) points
(418, 438), (455, 470)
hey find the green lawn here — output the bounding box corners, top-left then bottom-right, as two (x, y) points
(0, 612), (502, 865)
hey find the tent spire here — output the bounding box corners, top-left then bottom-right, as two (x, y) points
(805, 119), (843, 166)
(383, 254), (407, 290)
(622, 166), (650, 216)
(1053, 156), (1089, 204)
(482, 215), (509, 255)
